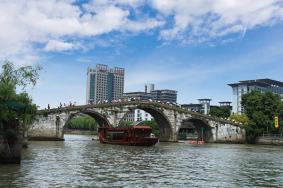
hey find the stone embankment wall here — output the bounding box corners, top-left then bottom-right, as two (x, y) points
(64, 129), (97, 135)
(210, 121), (246, 143)
(256, 136), (283, 145)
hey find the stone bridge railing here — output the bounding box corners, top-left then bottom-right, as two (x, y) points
(37, 101), (243, 128)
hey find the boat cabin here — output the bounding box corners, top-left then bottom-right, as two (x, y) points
(98, 125), (158, 146)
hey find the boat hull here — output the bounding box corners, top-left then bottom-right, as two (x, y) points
(100, 137), (159, 146)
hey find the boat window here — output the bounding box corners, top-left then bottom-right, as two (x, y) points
(107, 131), (127, 140)
(135, 129), (151, 137)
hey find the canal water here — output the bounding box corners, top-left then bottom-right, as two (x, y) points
(1, 135), (283, 188)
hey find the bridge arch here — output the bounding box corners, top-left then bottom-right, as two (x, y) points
(119, 105), (173, 142)
(81, 110), (111, 127)
(179, 118), (212, 142)
(64, 110), (111, 130)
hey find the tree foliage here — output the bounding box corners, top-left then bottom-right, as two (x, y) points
(229, 114), (249, 125)
(0, 61), (41, 89)
(0, 61), (40, 130)
(66, 116), (98, 130)
(210, 106), (231, 118)
(143, 120), (160, 137)
(119, 120), (134, 127)
(241, 91), (283, 143)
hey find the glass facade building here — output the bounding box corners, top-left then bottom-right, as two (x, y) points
(86, 64), (124, 104)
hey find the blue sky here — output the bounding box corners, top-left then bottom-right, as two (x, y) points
(1, 0), (283, 108)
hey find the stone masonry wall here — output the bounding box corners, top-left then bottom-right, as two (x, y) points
(210, 121), (245, 143)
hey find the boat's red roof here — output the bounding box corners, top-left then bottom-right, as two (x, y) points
(132, 126), (151, 129)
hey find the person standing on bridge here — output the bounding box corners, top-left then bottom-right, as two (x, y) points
(47, 104), (50, 110)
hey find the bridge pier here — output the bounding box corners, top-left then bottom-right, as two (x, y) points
(28, 112), (68, 141)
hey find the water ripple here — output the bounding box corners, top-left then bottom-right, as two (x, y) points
(1, 135), (283, 188)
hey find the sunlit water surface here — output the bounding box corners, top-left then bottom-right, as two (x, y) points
(1, 134), (283, 187)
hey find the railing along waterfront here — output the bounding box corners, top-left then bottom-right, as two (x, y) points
(262, 133), (283, 138)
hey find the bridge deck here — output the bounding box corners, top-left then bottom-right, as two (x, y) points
(37, 101), (242, 127)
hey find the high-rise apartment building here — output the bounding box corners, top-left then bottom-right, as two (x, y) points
(145, 83), (155, 93)
(86, 64), (124, 104)
(228, 79), (283, 114)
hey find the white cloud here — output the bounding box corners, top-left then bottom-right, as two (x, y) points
(125, 18), (164, 32)
(0, 0), (161, 64)
(151, 0), (283, 42)
(0, 0), (283, 64)
(44, 40), (75, 52)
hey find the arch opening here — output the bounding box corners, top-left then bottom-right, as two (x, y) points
(81, 110), (111, 127)
(62, 110), (111, 138)
(119, 106), (173, 142)
(179, 118), (212, 142)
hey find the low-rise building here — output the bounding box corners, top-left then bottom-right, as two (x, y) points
(121, 92), (150, 101)
(198, 99), (211, 115)
(182, 99), (232, 115)
(150, 89), (177, 103)
(122, 83), (177, 122)
(181, 103), (203, 113)
(228, 78), (283, 114)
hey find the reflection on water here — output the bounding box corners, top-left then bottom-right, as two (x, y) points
(1, 134), (283, 187)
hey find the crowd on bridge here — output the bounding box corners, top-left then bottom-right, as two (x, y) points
(90, 98), (183, 108)
(46, 101), (77, 110)
(42, 98), (243, 125)
(44, 98), (183, 111)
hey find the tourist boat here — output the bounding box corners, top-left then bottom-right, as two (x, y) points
(185, 133), (205, 145)
(98, 125), (159, 146)
(186, 140), (205, 145)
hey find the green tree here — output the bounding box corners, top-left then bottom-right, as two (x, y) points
(210, 106), (231, 118)
(119, 120), (134, 127)
(0, 61), (41, 89)
(67, 116), (98, 130)
(143, 120), (160, 136)
(241, 91), (283, 143)
(229, 114), (249, 125)
(0, 61), (40, 131)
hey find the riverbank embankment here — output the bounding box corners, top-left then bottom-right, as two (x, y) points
(64, 129), (97, 135)
(0, 133), (22, 164)
(256, 135), (283, 145)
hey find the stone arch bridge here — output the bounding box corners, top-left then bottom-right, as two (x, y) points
(28, 101), (245, 143)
